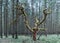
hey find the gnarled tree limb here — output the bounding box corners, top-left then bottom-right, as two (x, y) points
(36, 9), (49, 27)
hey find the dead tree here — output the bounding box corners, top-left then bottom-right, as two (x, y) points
(9, 4), (51, 41)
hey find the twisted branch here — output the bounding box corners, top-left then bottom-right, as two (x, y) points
(36, 9), (48, 26)
(9, 4), (50, 33)
(21, 8), (33, 32)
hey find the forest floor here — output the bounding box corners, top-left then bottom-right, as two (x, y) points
(0, 34), (60, 43)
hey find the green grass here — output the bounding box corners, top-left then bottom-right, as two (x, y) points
(0, 34), (60, 43)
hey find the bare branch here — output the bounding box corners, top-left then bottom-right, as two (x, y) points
(37, 9), (49, 26)
(23, 10), (33, 32)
